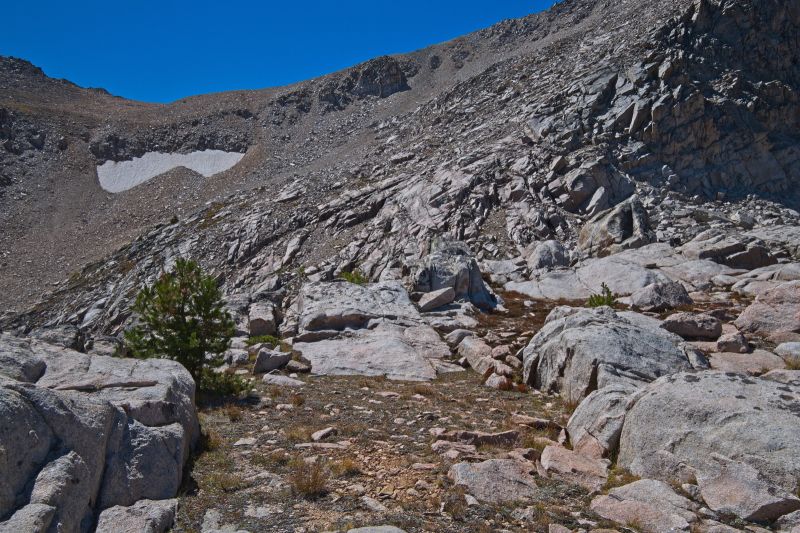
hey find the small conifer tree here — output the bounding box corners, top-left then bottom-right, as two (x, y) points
(125, 259), (235, 387)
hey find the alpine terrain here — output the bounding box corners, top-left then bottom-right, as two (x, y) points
(2, 0), (800, 531)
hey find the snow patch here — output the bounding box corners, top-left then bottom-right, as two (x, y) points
(97, 149), (245, 193)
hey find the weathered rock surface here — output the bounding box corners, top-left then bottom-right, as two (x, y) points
(448, 459), (538, 504)
(248, 301), (277, 337)
(95, 498), (177, 533)
(508, 250), (676, 301)
(697, 455), (800, 522)
(538, 445), (610, 491)
(261, 374), (305, 387)
(567, 384), (636, 458)
(347, 526), (408, 533)
(0, 333), (198, 532)
(295, 321), (446, 381)
(413, 241), (497, 309)
(578, 196), (653, 257)
(418, 287), (455, 312)
(522, 307), (703, 402)
(618, 372), (800, 501)
(526, 240), (569, 270)
(590, 479), (698, 533)
(252, 348), (291, 373)
(735, 281), (800, 342)
(661, 312), (722, 340)
(776, 342), (800, 366)
(289, 280), (451, 380)
(295, 280), (421, 335)
(630, 280), (693, 312)
(708, 349), (786, 374)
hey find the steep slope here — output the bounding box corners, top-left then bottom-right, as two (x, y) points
(2, 0), (799, 331)
(0, 0), (597, 312)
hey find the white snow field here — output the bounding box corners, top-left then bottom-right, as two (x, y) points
(97, 149), (245, 193)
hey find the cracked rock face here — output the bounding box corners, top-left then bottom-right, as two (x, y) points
(0, 334), (198, 532)
(288, 280), (451, 381)
(617, 371), (800, 502)
(522, 306), (705, 402)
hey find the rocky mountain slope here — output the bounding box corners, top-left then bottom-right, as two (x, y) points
(3, 0), (800, 532)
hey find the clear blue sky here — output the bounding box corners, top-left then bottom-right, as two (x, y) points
(3, 0), (555, 103)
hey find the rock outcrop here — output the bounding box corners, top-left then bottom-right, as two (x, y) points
(289, 281), (451, 381)
(617, 371), (800, 520)
(735, 281), (800, 342)
(577, 196), (653, 257)
(522, 306), (705, 402)
(413, 241), (497, 310)
(0, 333), (197, 532)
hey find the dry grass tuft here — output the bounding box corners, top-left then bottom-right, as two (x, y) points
(411, 383), (436, 397)
(330, 456), (361, 478)
(285, 424), (313, 443)
(288, 456), (328, 499)
(290, 394), (306, 407)
(441, 485), (468, 521)
(222, 403), (243, 422)
(205, 471), (247, 493)
(250, 449), (291, 468)
(201, 428), (224, 452)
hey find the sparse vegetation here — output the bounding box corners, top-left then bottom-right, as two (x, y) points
(586, 282), (617, 308)
(251, 449), (291, 469)
(287, 456), (328, 499)
(205, 471), (247, 493)
(199, 369), (248, 399)
(441, 485), (468, 520)
(245, 334), (281, 347)
(290, 394), (305, 407)
(604, 466), (640, 491)
(411, 383), (436, 397)
(222, 403), (243, 422)
(340, 269), (368, 285)
(285, 424), (313, 443)
(330, 457), (361, 478)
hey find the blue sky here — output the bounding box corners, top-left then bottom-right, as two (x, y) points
(3, 1), (555, 103)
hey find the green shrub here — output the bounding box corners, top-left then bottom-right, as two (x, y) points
(586, 282), (617, 308)
(340, 270), (367, 285)
(200, 370), (248, 398)
(124, 258), (236, 395)
(245, 334), (281, 347)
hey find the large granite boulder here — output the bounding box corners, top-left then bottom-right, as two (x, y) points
(0, 333), (198, 532)
(95, 499), (177, 533)
(661, 312), (722, 340)
(735, 281), (800, 342)
(629, 280), (693, 312)
(413, 241), (497, 309)
(590, 479), (699, 533)
(617, 371), (800, 518)
(567, 383), (637, 458)
(577, 196), (653, 257)
(522, 307), (705, 403)
(291, 281), (450, 381)
(526, 240), (569, 270)
(296, 280), (421, 335)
